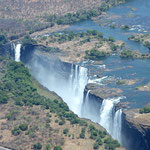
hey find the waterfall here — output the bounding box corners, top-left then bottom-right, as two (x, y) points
(99, 97), (124, 143)
(81, 90), (91, 119)
(14, 43), (21, 62)
(68, 64), (88, 115)
(29, 56), (124, 144)
(113, 109), (122, 143)
(32, 62), (88, 116)
(85, 90), (90, 100)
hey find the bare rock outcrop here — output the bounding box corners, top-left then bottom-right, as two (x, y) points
(122, 109), (150, 150)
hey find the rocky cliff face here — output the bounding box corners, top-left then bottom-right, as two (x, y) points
(122, 109), (150, 150)
(83, 83), (150, 150)
(20, 43), (36, 63)
(82, 83), (123, 122)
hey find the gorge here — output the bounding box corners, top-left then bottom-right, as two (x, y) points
(0, 0), (150, 149)
(10, 41), (149, 150)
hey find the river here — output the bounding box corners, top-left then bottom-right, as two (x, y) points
(65, 0), (150, 108)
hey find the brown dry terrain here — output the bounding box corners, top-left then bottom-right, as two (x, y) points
(136, 82), (150, 92)
(124, 109), (150, 134)
(0, 100), (125, 150)
(0, 101), (103, 150)
(0, 0), (104, 19)
(0, 0), (105, 38)
(0, 0), (126, 40)
(36, 32), (124, 63)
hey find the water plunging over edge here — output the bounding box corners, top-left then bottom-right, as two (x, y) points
(14, 43), (21, 62)
(28, 56), (125, 145)
(99, 97), (125, 143)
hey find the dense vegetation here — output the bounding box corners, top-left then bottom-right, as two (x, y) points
(46, 30), (104, 44)
(85, 49), (109, 60)
(44, 1), (119, 26)
(0, 34), (7, 45)
(120, 49), (134, 58)
(88, 124), (120, 150)
(0, 59), (88, 126)
(144, 41), (150, 49)
(22, 35), (37, 46)
(121, 25), (130, 30)
(128, 34), (150, 49)
(139, 106), (150, 114)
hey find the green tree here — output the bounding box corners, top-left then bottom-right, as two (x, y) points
(45, 144), (51, 150)
(0, 92), (8, 104)
(0, 34), (7, 45)
(54, 145), (62, 150)
(33, 142), (42, 150)
(22, 35), (37, 46)
(19, 124), (28, 131)
(93, 142), (99, 149)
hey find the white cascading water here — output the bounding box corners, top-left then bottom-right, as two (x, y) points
(33, 63), (88, 116)
(113, 109), (122, 143)
(68, 64), (88, 115)
(81, 90), (91, 119)
(88, 76), (108, 85)
(14, 43), (21, 62)
(99, 97), (124, 143)
(30, 58), (124, 144)
(85, 90), (90, 101)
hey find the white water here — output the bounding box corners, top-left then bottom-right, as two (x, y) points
(33, 62), (88, 116)
(14, 43), (21, 62)
(85, 90), (90, 100)
(81, 90), (92, 119)
(99, 97), (125, 142)
(30, 58), (124, 143)
(113, 109), (122, 143)
(68, 64), (88, 115)
(88, 76), (109, 85)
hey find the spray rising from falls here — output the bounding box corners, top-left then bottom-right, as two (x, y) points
(32, 61), (88, 116)
(14, 43), (21, 62)
(29, 56), (124, 144)
(99, 97), (125, 143)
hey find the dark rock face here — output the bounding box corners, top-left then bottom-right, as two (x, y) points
(20, 44), (35, 64)
(81, 85), (103, 122)
(122, 110), (150, 150)
(82, 83), (123, 123)
(0, 43), (14, 59)
(20, 44), (72, 74)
